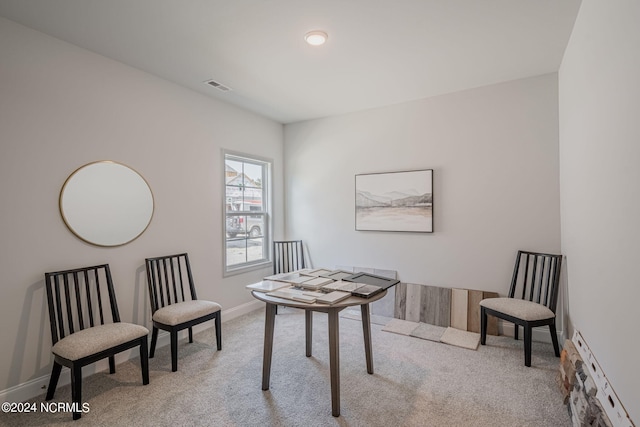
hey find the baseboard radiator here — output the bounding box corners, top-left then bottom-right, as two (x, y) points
(557, 331), (634, 427)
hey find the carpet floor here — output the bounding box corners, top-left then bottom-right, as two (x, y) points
(0, 307), (570, 426)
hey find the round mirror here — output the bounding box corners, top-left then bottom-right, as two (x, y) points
(60, 161), (154, 246)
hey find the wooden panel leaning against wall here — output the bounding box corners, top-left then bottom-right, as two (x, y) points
(395, 283), (498, 335)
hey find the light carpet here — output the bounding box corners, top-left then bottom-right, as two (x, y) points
(0, 308), (570, 427)
(340, 309), (392, 326)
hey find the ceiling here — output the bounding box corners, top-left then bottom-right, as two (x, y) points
(0, 0), (582, 124)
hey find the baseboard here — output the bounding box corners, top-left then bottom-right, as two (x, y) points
(221, 299), (263, 322)
(0, 357), (125, 405)
(499, 321), (565, 344)
(0, 300), (264, 404)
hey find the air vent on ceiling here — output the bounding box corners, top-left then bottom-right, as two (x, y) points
(204, 79), (232, 92)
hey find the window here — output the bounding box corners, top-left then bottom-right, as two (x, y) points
(223, 151), (271, 274)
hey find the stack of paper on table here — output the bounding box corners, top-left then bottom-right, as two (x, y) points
(350, 284), (384, 298)
(315, 291), (351, 305)
(261, 268), (388, 298)
(297, 276), (335, 290)
(320, 281), (383, 298)
(267, 287), (319, 303)
(286, 275), (319, 285)
(264, 287), (350, 305)
(263, 271), (309, 282)
(263, 269), (331, 284)
(246, 281), (293, 293)
(321, 281), (360, 292)
(303, 268), (334, 277)
(319, 270), (354, 281)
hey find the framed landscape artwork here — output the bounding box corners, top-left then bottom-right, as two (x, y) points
(355, 169), (433, 233)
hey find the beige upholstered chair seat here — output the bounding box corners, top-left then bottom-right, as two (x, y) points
(480, 297), (553, 322)
(152, 300), (221, 327)
(480, 251), (563, 367)
(146, 253), (222, 372)
(52, 323), (149, 361)
(45, 264), (150, 420)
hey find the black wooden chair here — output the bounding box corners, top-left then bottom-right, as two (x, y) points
(44, 264), (150, 420)
(273, 240), (306, 275)
(273, 240), (306, 314)
(145, 253), (222, 372)
(480, 250), (563, 367)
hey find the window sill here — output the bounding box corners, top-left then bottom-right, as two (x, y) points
(224, 260), (272, 278)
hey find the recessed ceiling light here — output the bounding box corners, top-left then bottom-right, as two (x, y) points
(304, 30), (328, 46)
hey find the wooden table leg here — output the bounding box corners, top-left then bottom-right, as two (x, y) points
(305, 310), (313, 357)
(262, 302), (277, 390)
(328, 309), (340, 417)
(361, 303), (374, 374)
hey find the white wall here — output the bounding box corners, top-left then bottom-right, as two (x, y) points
(284, 75), (561, 299)
(559, 1), (640, 423)
(0, 17), (282, 395)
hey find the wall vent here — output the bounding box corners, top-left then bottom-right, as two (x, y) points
(204, 79), (232, 92)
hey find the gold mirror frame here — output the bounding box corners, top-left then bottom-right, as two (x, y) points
(59, 161), (154, 246)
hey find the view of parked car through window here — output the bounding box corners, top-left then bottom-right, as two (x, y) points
(226, 203), (263, 238)
(224, 153), (270, 272)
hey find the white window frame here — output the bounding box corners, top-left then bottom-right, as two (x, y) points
(223, 150), (272, 276)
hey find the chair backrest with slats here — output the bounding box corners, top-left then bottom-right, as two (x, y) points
(508, 250), (563, 312)
(273, 240), (306, 274)
(145, 253), (197, 314)
(45, 264), (121, 345)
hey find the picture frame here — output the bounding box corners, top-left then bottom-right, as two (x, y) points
(355, 169), (433, 233)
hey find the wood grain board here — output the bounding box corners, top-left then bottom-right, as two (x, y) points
(450, 289), (468, 330)
(467, 290), (484, 333)
(395, 283), (498, 335)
